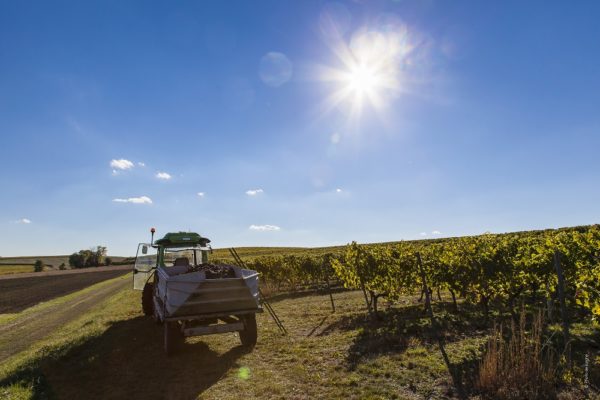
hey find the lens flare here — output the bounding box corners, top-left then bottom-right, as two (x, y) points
(238, 366), (250, 380)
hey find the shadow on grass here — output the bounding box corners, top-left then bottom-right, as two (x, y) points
(0, 316), (251, 400)
(316, 301), (495, 397)
(319, 301), (491, 343)
(263, 286), (348, 304)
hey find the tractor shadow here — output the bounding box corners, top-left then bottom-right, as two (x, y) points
(1, 316), (251, 400)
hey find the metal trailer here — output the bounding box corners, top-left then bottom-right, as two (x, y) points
(133, 230), (262, 356)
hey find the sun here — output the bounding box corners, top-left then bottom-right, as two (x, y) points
(347, 63), (379, 96)
(318, 26), (412, 120)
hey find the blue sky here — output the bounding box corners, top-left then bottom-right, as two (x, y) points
(1, 0), (599, 256)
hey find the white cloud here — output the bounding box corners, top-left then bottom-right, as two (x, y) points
(110, 159), (134, 170)
(420, 232), (427, 236)
(197, 192), (205, 198)
(432, 230), (442, 235)
(156, 172), (172, 180)
(137, 162), (146, 167)
(249, 224), (280, 231)
(14, 218), (32, 224)
(113, 196), (153, 204)
(246, 189), (264, 196)
(336, 188), (342, 193)
(331, 132), (341, 144)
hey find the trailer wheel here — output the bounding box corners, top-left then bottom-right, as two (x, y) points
(142, 282), (154, 316)
(239, 314), (257, 348)
(164, 321), (182, 356)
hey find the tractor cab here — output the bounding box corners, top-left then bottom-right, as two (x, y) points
(133, 231), (211, 290)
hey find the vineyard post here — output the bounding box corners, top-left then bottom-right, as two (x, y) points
(321, 255), (336, 313)
(355, 250), (372, 315)
(554, 250), (571, 367)
(416, 251), (465, 398)
(325, 274), (336, 313)
(545, 280), (554, 323)
(416, 252), (433, 319)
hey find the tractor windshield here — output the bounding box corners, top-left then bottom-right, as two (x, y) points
(163, 246), (209, 267)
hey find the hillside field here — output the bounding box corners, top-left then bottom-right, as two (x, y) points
(0, 255), (129, 275)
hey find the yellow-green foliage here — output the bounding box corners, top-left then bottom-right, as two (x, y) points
(0, 265), (34, 275)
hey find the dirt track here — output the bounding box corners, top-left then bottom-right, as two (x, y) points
(0, 276), (129, 363)
(0, 268), (130, 313)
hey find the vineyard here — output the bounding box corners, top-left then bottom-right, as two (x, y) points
(225, 225), (600, 323)
(218, 225), (600, 396)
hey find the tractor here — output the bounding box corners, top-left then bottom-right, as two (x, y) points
(133, 229), (261, 355)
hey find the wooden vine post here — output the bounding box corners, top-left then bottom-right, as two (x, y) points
(355, 249), (372, 315)
(416, 251), (465, 398)
(416, 252), (434, 320)
(554, 250), (571, 367)
(325, 275), (336, 313)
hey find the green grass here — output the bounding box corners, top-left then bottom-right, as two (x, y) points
(1, 285), (598, 399)
(0, 265), (34, 275)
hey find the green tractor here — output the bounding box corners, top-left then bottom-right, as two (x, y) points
(133, 229), (262, 355)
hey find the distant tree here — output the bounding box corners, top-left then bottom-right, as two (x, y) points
(105, 257), (112, 266)
(69, 252), (85, 268)
(69, 246), (108, 268)
(59, 263), (66, 270)
(85, 246), (106, 267)
(34, 260), (44, 272)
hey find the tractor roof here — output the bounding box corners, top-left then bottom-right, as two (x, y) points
(154, 232), (211, 248)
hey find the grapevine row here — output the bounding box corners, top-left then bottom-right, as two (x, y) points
(224, 225), (600, 320)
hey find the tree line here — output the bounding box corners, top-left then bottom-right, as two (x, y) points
(68, 246), (110, 268)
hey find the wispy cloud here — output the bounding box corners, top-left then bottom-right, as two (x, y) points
(246, 189), (264, 196)
(249, 224), (280, 231)
(420, 232), (427, 236)
(197, 192), (205, 198)
(110, 159), (134, 170)
(137, 162), (146, 167)
(13, 218), (32, 224)
(156, 172), (172, 180)
(112, 196), (153, 204)
(432, 230), (442, 235)
(336, 188), (343, 193)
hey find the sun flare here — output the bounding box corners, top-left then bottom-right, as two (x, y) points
(347, 64), (379, 95)
(318, 24), (413, 120)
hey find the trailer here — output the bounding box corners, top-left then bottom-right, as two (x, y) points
(133, 230), (262, 355)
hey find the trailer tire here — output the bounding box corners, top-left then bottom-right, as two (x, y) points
(164, 321), (182, 356)
(239, 314), (257, 348)
(142, 282), (154, 316)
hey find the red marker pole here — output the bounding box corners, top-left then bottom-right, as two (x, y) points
(150, 227), (156, 245)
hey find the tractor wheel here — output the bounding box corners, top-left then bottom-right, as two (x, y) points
(239, 314), (257, 348)
(142, 282), (154, 316)
(164, 321), (182, 357)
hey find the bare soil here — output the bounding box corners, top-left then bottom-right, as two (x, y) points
(0, 277), (129, 363)
(0, 268), (130, 313)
